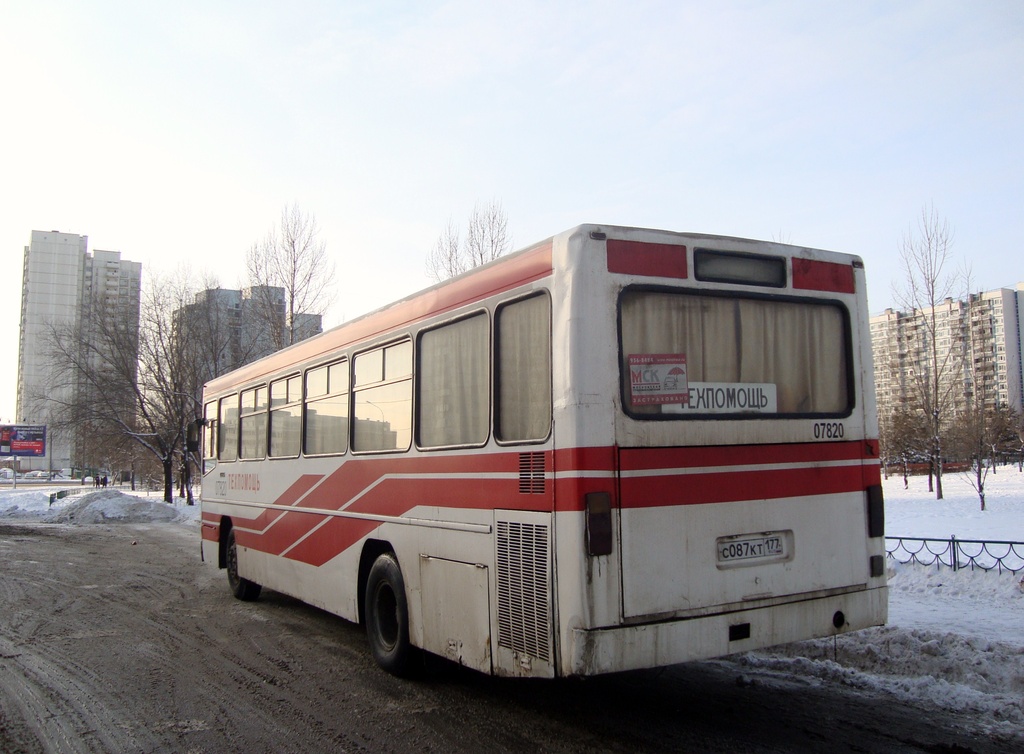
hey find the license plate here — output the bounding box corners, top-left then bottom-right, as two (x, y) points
(716, 531), (790, 567)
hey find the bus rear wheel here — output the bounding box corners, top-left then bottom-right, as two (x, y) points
(365, 552), (415, 676)
(226, 528), (262, 601)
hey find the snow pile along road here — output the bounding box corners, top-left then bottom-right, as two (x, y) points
(741, 622), (1024, 738)
(0, 487), (201, 525)
(740, 471), (1024, 739)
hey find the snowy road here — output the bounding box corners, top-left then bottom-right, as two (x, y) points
(0, 517), (1017, 754)
(0, 473), (1022, 752)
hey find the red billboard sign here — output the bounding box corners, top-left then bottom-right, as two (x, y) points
(0, 425), (47, 457)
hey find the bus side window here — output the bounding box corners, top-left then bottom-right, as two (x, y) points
(218, 395), (239, 462)
(269, 375), (302, 458)
(495, 294), (552, 443)
(203, 401), (217, 459)
(304, 360), (349, 455)
(239, 386), (268, 459)
(353, 341), (412, 452)
(418, 312), (489, 448)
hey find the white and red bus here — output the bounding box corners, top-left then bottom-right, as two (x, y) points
(199, 224), (887, 678)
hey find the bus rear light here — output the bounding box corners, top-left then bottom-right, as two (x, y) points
(867, 485), (884, 538)
(606, 239), (688, 279)
(792, 257), (856, 293)
(585, 492), (613, 556)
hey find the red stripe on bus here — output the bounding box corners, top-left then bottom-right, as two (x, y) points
(279, 474), (324, 505)
(792, 258), (855, 294)
(620, 464), (866, 508)
(618, 442), (876, 508)
(553, 445), (617, 472)
(607, 239), (688, 279)
(210, 442), (880, 565)
(253, 452), (554, 558)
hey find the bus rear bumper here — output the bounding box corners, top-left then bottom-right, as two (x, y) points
(567, 586), (887, 676)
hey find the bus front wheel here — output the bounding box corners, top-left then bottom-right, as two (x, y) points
(226, 528), (262, 601)
(365, 552), (415, 676)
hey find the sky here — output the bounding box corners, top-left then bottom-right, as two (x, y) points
(2, 0), (1022, 422)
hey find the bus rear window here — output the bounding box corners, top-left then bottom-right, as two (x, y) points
(620, 290), (849, 417)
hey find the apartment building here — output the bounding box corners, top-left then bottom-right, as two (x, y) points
(173, 285), (323, 388)
(870, 284), (1024, 425)
(16, 230), (142, 471)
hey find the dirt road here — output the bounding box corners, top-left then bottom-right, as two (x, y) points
(0, 521), (1016, 753)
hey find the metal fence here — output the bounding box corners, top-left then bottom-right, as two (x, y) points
(886, 536), (1024, 574)
(48, 487), (87, 506)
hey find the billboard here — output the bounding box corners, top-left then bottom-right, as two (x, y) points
(0, 425), (47, 457)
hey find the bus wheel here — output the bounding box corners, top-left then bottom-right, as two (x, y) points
(365, 553), (415, 676)
(226, 528), (261, 601)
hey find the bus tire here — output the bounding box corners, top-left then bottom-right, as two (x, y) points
(365, 552), (415, 676)
(226, 528), (261, 601)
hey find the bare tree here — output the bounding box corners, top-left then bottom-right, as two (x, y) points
(1017, 415), (1024, 472)
(425, 219), (463, 282)
(952, 287), (994, 509)
(882, 406), (931, 489)
(247, 204), (335, 350)
(425, 200), (512, 283)
(892, 204), (962, 499)
(45, 268), (207, 503)
(465, 200), (511, 267)
(130, 269), (208, 503)
(950, 283), (1024, 511)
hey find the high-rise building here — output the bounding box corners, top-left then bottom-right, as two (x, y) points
(173, 285), (322, 389)
(16, 230), (142, 471)
(870, 284), (1024, 426)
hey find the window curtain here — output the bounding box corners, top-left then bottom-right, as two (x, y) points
(496, 295), (552, 441)
(419, 313), (489, 447)
(620, 292), (847, 414)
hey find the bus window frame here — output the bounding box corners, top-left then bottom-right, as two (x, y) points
(493, 290), (553, 446)
(415, 308), (492, 452)
(351, 337), (414, 455)
(202, 401), (218, 466)
(303, 357), (351, 457)
(617, 285), (856, 422)
(217, 393), (240, 462)
(268, 373), (303, 459)
(239, 384), (269, 461)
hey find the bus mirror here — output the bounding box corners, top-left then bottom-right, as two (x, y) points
(186, 420), (202, 453)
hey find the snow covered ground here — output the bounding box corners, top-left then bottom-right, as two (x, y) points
(749, 470), (1024, 740)
(1, 469), (1023, 738)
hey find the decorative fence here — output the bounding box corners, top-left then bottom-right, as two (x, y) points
(886, 536), (1024, 574)
(48, 487), (87, 506)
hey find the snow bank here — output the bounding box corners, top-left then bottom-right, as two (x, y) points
(737, 625), (1024, 737)
(0, 489), (52, 517)
(0, 487), (201, 525)
(739, 468), (1024, 739)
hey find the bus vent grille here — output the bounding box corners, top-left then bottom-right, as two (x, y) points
(518, 452), (546, 494)
(496, 520), (551, 663)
